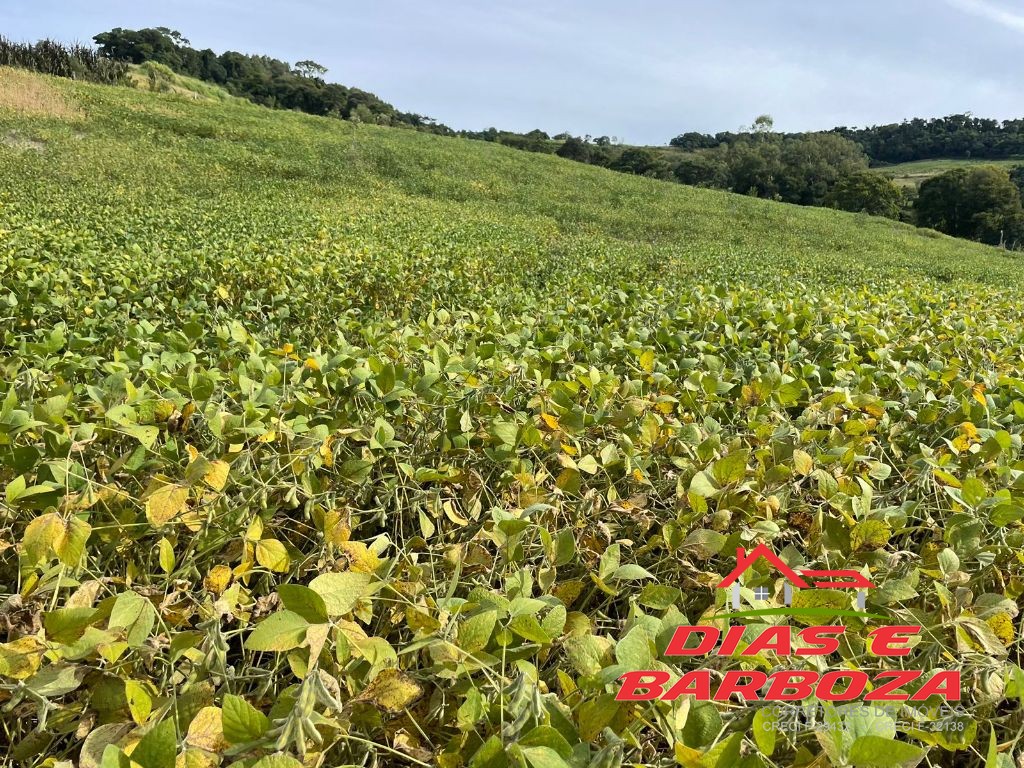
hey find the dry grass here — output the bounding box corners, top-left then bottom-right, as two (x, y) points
(0, 67), (82, 119)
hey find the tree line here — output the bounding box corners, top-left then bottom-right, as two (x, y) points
(548, 116), (902, 212)
(671, 114), (1024, 165)
(0, 35), (129, 85)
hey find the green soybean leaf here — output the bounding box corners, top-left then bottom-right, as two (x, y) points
(244, 610), (309, 652)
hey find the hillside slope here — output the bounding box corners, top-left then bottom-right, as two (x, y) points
(1, 66), (1019, 320)
(2, 69), (1023, 768)
(126, 61), (245, 103)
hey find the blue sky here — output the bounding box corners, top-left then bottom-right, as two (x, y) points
(4, 0), (1024, 144)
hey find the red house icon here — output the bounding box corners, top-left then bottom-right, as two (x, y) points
(717, 545), (875, 610)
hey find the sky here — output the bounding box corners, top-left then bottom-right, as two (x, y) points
(4, 0), (1024, 144)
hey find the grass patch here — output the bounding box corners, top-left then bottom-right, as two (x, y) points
(129, 61), (245, 103)
(0, 66), (82, 119)
(877, 156), (1024, 187)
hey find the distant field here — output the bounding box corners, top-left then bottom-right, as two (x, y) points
(876, 156), (1024, 187)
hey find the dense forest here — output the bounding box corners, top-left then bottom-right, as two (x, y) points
(6, 28), (1024, 250)
(835, 116), (1024, 163)
(671, 115), (1024, 165)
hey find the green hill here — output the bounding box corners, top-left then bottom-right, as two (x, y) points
(2, 69), (1023, 767)
(1, 65), (1018, 314)
(126, 61), (245, 103)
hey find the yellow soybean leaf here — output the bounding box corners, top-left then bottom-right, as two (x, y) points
(851, 519), (891, 551)
(304, 623), (331, 661)
(22, 512), (64, 566)
(54, 516), (91, 567)
(319, 434), (334, 467)
(125, 679), (153, 725)
(180, 506), (204, 533)
(972, 383), (987, 406)
(639, 349), (656, 373)
(443, 500), (469, 526)
(339, 541), (381, 574)
(186, 706), (228, 752)
(793, 449), (814, 476)
(987, 612), (1015, 647)
(322, 509), (350, 547)
(204, 565), (232, 594)
(176, 749), (219, 768)
(356, 668), (423, 712)
(203, 460), (230, 491)
(146, 484), (189, 526)
(244, 516), (264, 543)
(158, 538), (176, 574)
(22, 513), (91, 568)
(255, 539), (290, 572)
(0, 636), (45, 679)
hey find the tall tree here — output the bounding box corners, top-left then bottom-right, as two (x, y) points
(556, 136), (591, 163)
(916, 166), (1024, 246)
(826, 171), (905, 219)
(294, 60), (328, 78)
(611, 148), (672, 180)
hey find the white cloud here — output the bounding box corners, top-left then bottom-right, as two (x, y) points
(944, 0), (1024, 32)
